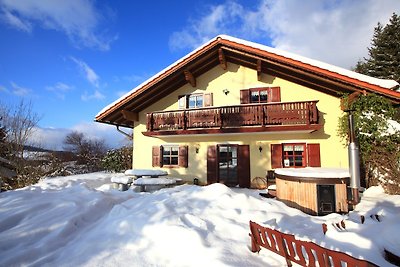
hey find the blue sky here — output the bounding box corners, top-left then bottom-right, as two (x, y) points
(0, 0), (399, 150)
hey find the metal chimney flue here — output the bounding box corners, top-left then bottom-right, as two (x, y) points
(347, 112), (361, 204)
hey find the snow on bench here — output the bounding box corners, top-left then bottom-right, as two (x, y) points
(133, 177), (182, 192)
(124, 169), (168, 177)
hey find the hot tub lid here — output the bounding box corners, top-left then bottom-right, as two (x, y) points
(274, 167), (350, 179)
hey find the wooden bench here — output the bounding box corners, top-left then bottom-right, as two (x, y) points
(249, 221), (378, 267)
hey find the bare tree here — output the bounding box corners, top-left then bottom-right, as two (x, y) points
(64, 131), (86, 154)
(63, 131), (108, 169)
(0, 100), (41, 164)
(0, 100), (41, 189)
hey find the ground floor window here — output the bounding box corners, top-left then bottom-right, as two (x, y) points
(271, 143), (320, 169)
(163, 145), (179, 166)
(282, 143), (306, 167)
(152, 145), (188, 168)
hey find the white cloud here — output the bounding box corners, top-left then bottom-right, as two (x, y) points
(30, 122), (131, 150)
(169, 0), (400, 68)
(46, 82), (74, 99)
(0, 85), (9, 93)
(81, 90), (105, 101)
(0, 0), (117, 50)
(29, 127), (70, 150)
(10, 81), (32, 96)
(70, 57), (100, 87)
(0, 7), (32, 32)
(169, 1), (246, 51)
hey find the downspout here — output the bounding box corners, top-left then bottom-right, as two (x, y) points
(116, 126), (133, 139)
(347, 112), (361, 205)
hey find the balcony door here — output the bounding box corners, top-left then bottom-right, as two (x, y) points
(207, 144), (250, 188)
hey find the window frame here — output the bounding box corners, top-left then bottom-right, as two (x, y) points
(282, 143), (307, 168)
(250, 88), (268, 103)
(152, 145), (188, 168)
(162, 145), (179, 167)
(179, 93), (204, 109)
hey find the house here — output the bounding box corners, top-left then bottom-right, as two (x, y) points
(96, 35), (400, 188)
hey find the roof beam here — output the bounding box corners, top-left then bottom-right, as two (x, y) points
(121, 110), (139, 122)
(218, 48), (227, 70)
(184, 70), (196, 87)
(257, 59), (262, 81)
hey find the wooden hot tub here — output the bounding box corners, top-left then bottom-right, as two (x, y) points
(274, 168), (350, 216)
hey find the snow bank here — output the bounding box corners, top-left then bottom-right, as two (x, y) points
(0, 173), (399, 266)
(111, 176), (132, 184)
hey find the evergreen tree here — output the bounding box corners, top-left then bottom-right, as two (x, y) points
(355, 13), (400, 84)
(338, 94), (400, 194)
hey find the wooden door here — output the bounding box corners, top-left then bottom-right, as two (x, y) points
(207, 144), (250, 188)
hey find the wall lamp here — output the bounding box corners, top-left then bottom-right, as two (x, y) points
(259, 146), (263, 153)
(195, 144), (200, 154)
(223, 88), (230, 95)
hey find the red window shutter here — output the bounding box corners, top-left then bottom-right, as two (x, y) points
(271, 144), (283, 169)
(207, 146), (218, 184)
(240, 89), (250, 104)
(237, 145), (250, 188)
(268, 87), (281, 102)
(152, 146), (163, 167)
(204, 93), (213, 107)
(307, 143), (321, 167)
(178, 145), (188, 168)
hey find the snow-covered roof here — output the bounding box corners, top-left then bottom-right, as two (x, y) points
(219, 35), (398, 90)
(96, 35), (400, 122)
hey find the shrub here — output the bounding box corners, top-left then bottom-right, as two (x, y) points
(102, 146), (132, 172)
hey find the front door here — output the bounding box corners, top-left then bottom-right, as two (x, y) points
(207, 144), (250, 188)
(218, 145), (238, 186)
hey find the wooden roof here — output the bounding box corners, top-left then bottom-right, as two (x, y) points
(96, 35), (400, 128)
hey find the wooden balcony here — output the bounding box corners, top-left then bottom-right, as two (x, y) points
(144, 101), (321, 136)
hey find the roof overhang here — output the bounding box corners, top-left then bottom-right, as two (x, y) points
(96, 35), (400, 128)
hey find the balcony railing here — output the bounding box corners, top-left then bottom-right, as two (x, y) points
(146, 101), (319, 133)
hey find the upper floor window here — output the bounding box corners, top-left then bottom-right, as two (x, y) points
(250, 88), (268, 103)
(188, 94), (203, 108)
(178, 93), (213, 109)
(240, 87), (281, 104)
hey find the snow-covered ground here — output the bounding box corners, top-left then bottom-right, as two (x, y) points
(0, 172), (399, 267)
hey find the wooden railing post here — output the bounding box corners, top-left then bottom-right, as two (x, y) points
(219, 107), (223, 129)
(182, 110), (187, 130)
(148, 113), (154, 131)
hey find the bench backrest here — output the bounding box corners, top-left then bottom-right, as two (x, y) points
(249, 221), (378, 267)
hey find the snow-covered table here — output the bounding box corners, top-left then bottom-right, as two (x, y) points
(124, 169), (168, 178)
(133, 177), (181, 192)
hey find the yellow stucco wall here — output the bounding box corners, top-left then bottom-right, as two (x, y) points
(133, 63), (348, 186)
